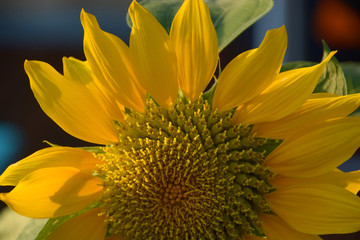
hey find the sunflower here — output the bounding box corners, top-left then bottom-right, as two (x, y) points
(1, 0), (360, 239)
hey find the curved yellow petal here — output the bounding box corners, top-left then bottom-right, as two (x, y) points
(24, 60), (118, 145)
(212, 26), (287, 111)
(170, 0), (218, 101)
(0, 147), (100, 186)
(0, 167), (103, 218)
(266, 184), (360, 234)
(343, 170), (360, 195)
(81, 10), (146, 113)
(63, 57), (124, 121)
(129, 0), (178, 108)
(260, 214), (322, 240)
(47, 207), (107, 240)
(233, 52), (336, 124)
(272, 169), (360, 195)
(253, 92), (360, 139)
(265, 117), (360, 178)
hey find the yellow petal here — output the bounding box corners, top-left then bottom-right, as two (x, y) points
(24, 60), (118, 145)
(233, 52), (336, 124)
(129, 0), (178, 108)
(47, 207), (107, 240)
(0, 167), (103, 218)
(170, 0), (218, 101)
(260, 214), (322, 240)
(0, 147), (100, 186)
(266, 184), (360, 234)
(253, 92), (360, 139)
(81, 10), (146, 113)
(63, 57), (124, 121)
(266, 117), (360, 178)
(272, 169), (360, 195)
(212, 26), (287, 111)
(343, 170), (360, 194)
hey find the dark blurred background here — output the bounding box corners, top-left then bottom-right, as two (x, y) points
(0, 0), (359, 239)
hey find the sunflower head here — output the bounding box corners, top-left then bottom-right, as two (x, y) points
(1, 0), (360, 240)
(96, 97), (275, 239)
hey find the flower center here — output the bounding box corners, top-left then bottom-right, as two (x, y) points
(96, 97), (275, 239)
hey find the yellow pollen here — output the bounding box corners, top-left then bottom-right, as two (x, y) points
(96, 97), (275, 240)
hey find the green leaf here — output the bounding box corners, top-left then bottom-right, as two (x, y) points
(341, 62), (360, 94)
(127, 0), (273, 51)
(341, 62), (360, 116)
(313, 41), (347, 95)
(202, 78), (217, 106)
(280, 42), (347, 95)
(79, 146), (105, 154)
(280, 61), (316, 73)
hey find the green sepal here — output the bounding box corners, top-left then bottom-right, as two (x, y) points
(250, 221), (265, 237)
(202, 77), (217, 107)
(255, 139), (283, 157)
(342, 62), (360, 116)
(281, 41), (347, 95)
(126, 0), (273, 51)
(314, 41), (347, 95)
(341, 62), (360, 94)
(43, 140), (104, 154)
(280, 61), (316, 72)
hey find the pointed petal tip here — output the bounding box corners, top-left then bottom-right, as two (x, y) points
(324, 50), (337, 62)
(129, 0), (140, 15)
(261, 25), (288, 47)
(80, 8), (97, 27)
(80, 8), (86, 21)
(24, 59), (34, 69)
(24, 60), (44, 75)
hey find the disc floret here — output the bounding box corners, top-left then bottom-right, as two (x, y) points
(96, 97), (275, 239)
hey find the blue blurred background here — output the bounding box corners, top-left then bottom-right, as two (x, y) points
(0, 0), (360, 239)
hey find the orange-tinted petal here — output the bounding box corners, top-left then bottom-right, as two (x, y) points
(24, 60), (118, 145)
(212, 26), (287, 111)
(260, 214), (322, 240)
(233, 52), (336, 124)
(47, 207), (107, 240)
(0, 167), (103, 218)
(0, 147), (100, 186)
(129, 0), (178, 108)
(81, 10), (146, 113)
(266, 117), (360, 178)
(170, 0), (218, 100)
(253, 92), (360, 139)
(267, 184), (360, 234)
